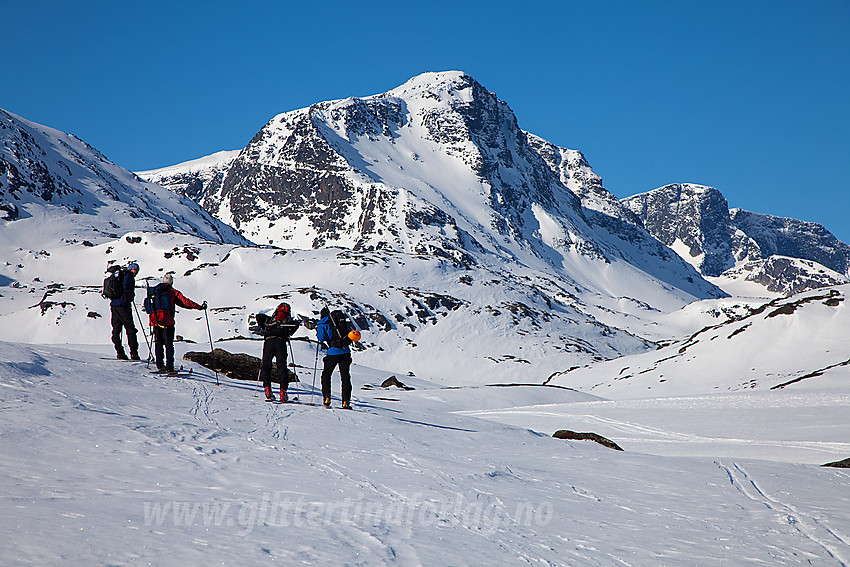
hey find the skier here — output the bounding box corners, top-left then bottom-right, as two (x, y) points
(316, 307), (355, 409)
(110, 261), (140, 360)
(147, 273), (206, 374)
(257, 302), (301, 402)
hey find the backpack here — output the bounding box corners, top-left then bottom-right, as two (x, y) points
(144, 283), (173, 316)
(254, 304), (300, 339)
(327, 309), (353, 348)
(102, 266), (126, 300)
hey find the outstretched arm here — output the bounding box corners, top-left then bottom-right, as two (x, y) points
(174, 289), (204, 310)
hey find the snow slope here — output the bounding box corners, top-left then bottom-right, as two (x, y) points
(548, 284), (850, 399)
(1, 340), (848, 566)
(0, 230), (656, 384)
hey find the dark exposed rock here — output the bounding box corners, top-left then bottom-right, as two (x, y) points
(380, 375), (414, 390)
(553, 430), (623, 451)
(823, 457), (850, 468)
(623, 184), (737, 277)
(184, 348), (297, 384)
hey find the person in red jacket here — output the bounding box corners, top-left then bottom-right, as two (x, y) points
(148, 273), (206, 373)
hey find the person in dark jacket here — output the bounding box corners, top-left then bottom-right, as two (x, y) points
(257, 303), (301, 401)
(148, 273), (206, 373)
(316, 307), (353, 409)
(111, 261), (140, 360)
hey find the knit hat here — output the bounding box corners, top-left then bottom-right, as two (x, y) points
(127, 262), (139, 272)
(163, 273), (173, 285)
(320, 307), (330, 319)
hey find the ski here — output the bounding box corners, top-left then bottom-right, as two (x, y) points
(101, 357), (146, 362)
(166, 368), (193, 377)
(267, 396), (299, 404)
(150, 366), (193, 376)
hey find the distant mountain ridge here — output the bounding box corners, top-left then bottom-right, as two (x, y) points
(137, 150), (240, 203)
(623, 183), (850, 295)
(3, 74), (849, 385)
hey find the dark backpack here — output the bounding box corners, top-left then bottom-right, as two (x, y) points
(102, 266), (126, 300)
(327, 309), (353, 348)
(144, 283), (173, 315)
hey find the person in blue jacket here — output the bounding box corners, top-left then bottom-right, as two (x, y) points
(316, 307), (352, 409)
(111, 262), (140, 360)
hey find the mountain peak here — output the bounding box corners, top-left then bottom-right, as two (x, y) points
(385, 70), (479, 103)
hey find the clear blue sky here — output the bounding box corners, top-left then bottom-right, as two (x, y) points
(4, 1), (849, 241)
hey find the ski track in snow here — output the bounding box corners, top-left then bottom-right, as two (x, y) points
(718, 460), (849, 566)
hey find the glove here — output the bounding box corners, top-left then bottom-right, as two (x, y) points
(201, 301), (208, 310)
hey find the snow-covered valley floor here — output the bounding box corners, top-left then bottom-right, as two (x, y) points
(1, 340), (848, 566)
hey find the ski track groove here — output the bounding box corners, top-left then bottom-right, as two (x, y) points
(717, 460), (849, 566)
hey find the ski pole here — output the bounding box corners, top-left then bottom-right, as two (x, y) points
(310, 339), (319, 405)
(132, 301), (152, 366)
(203, 306), (220, 386)
(288, 339), (297, 368)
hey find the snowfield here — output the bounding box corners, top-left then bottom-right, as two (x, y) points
(1, 340), (848, 566)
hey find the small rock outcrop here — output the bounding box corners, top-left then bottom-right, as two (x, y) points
(553, 430), (623, 451)
(184, 348), (297, 384)
(822, 457), (850, 468)
(381, 375), (415, 390)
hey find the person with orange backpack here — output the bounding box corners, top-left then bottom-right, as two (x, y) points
(145, 273), (206, 374)
(316, 307), (361, 409)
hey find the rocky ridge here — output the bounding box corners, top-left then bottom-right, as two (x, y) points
(623, 183), (850, 295)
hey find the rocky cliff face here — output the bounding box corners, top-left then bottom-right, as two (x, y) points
(730, 208), (850, 275)
(623, 184), (741, 277)
(623, 183), (850, 294)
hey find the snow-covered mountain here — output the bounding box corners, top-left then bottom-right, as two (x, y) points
(0, 109), (248, 249)
(140, 72), (723, 307)
(137, 149), (240, 202)
(623, 183), (850, 295)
